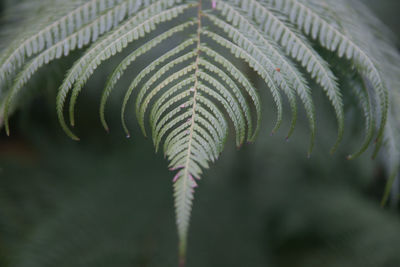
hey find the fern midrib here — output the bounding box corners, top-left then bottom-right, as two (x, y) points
(178, 0), (202, 262)
(182, 1), (201, 202)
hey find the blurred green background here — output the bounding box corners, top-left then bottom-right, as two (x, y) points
(0, 1), (399, 267)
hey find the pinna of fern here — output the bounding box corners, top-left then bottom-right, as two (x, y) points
(0, 0), (399, 266)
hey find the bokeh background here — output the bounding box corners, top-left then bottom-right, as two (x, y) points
(0, 1), (399, 266)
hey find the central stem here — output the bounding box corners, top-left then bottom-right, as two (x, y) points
(179, 1), (202, 266)
(183, 1), (202, 178)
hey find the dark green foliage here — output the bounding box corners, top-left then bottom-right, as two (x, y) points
(0, 99), (399, 266)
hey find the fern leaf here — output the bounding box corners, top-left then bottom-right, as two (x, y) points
(222, 0), (343, 153)
(206, 13), (298, 139)
(135, 50), (197, 136)
(56, 0), (190, 139)
(150, 78), (196, 137)
(138, 61), (197, 138)
(100, 22), (195, 132)
(0, 0), (138, 91)
(214, 0), (315, 151)
(197, 58), (253, 141)
(346, 76), (375, 160)
(2, 0), (135, 134)
(381, 118), (400, 207)
(68, 1), (190, 128)
(272, 0), (388, 154)
(161, 92), (228, 154)
(199, 46), (261, 142)
(202, 29), (284, 135)
(198, 71), (246, 146)
(2, 0), (158, 133)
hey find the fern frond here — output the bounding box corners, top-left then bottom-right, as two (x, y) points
(269, 0), (389, 154)
(347, 75), (375, 159)
(213, 0), (314, 150)
(221, 0), (343, 153)
(1, 0), (399, 264)
(205, 13), (297, 141)
(69, 1), (190, 128)
(197, 58), (253, 141)
(2, 0), (157, 134)
(135, 50), (197, 136)
(56, 0), (190, 140)
(159, 83), (228, 153)
(199, 46), (261, 142)
(202, 29), (284, 135)
(100, 22), (196, 132)
(202, 81), (242, 142)
(0, 0), (140, 91)
(341, 0), (400, 205)
(198, 71), (246, 145)
(289, 0), (398, 201)
(150, 78), (196, 137)
(2, 0), (138, 134)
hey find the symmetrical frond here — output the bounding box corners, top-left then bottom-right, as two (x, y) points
(1, 0), (399, 264)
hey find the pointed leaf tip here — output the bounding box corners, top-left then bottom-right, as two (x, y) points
(173, 172), (181, 183)
(178, 239), (187, 267)
(170, 166), (184, 171)
(179, 257), (186, 267)
(189, 174), (198, 188)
